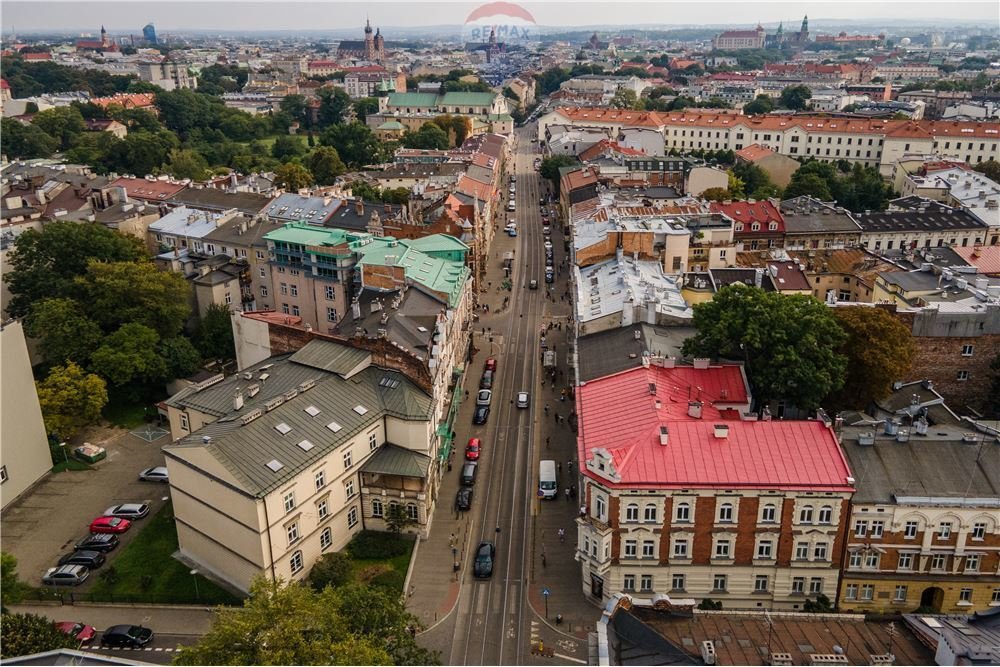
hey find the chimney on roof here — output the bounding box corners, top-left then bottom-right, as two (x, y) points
(233, 389), (244, 411)
(713, 424), (730, 439)
(659, 425), (670, 446)
(355, 198), (364, 216)
(648, 382), (657, 396)
(688, 401), (703, 419)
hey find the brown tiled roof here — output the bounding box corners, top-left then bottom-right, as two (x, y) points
(735, 143), (775, 162)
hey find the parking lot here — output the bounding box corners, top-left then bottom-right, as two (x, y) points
(1, 424), (171, 587)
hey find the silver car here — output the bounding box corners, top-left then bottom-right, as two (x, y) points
(138, 466), (168, 483)
(43, 564), (89, 586)
(516, 392), (529, 408)
(103, 503), (150, 520)
(477, 389), (492, 406)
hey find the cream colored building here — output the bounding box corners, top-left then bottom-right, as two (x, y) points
(163, 338), (435, 593)
(0, 321), (52, 510)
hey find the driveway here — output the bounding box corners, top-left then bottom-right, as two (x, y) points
(1, 424), (171, 586)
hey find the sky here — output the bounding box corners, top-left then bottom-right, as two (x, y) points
(3, 0), (997, 32)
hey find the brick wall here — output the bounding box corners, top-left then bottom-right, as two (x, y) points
(691, 497), (717, 565)
(733, 497), (760, 565)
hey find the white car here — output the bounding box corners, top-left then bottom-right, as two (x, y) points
(516, 392), (529, 408)
(138, 466), (168, 483)
(477, 389), (492, 406)
(103, 503), (150, 520)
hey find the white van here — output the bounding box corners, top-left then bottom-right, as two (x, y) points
(538, 460), (557, 500)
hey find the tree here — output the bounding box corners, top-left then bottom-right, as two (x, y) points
(307, 146), (347, 186)
(539, 155), (579, 193)
(36, 362), (108, 441)
(682, 284), (847, 408)
(732, 162), (781, 200)
(159, 336), (203, 381)
(274, 162), (314, 191)
(317, 87), (352, 127)
(973, 159), (1000, 183)
(783, 171), (833, 202)
(4, 222), (146, 319)
(196, 303), (237, 360)
(699, 187), (731, 201)
(279, 94), (307, 125)
(77, 260), (191, 337)
(803, 594), (834, 613)
(308, 552), (354, 591)
(0, 613), (77, 659)
(271, 135), (306, 160)
(31, 106), (86, 149)
(432, 115), (471, 147)
(697, 598), (723, 610)
(384, 503), (415, 537)
(2, 552), (24, 610)
(89, 323), (166, 388)
(174, 578), (399, 666)
(401, 122), (449, 150)
(320, 122), (380, 167)
(0, 117), (58, 158)
(333, 583), (438, 665)
(353, 97), (380, 124)
(610, 88), (639, 109)
(743, 95), (774, 116)
(780, 84), (813, 110)
(166, 148), (210, 180)
(24, 297), (104, 366)
(828, 307), (916, 411)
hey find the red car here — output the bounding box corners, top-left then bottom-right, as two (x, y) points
(465, 438), (481, 461)
(56, 621), (96, 643)
(89, 516), (131, 534)
(485, 357), (497, 372)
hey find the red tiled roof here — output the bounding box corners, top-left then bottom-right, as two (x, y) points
(954, 246), (1000, 275)
(562, 167), (599, 191)
(576, 365), (853, 490)
(734, 143), (775, 162)
(241, 311), (303, 326)
(455, 174), (493, 202)
(109, 176), (187, 200)
(766, 262), (811, 291)
(552, 107), (668, 128)
(22, 52), (52, 60)
(710, 200), (784, 231)
(91, 93), (156, 109)
(578, 139), (646, 161)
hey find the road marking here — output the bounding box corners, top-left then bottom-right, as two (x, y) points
(530, 620), (540, 642)
(558, 639), (577, 652)
(554, 652), (587, 664)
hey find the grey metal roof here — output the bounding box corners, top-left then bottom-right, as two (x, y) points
(577, 324), (696, 382)
(288, 339), (371, 376)
(360, 443), (431, 478)
(168, 189), (273, 216)
(855, 200), (988, 233)
(334, 288), (439, 357)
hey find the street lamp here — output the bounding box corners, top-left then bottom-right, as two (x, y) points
(190, 569), (200, 602)
(59, 442), (68, 464)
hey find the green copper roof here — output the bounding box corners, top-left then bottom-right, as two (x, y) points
(377, 120), (405, 130)
(440, 92), (498, 107)
(356, 236), (470, 307)
(263, 222), (356, 247)
(406, 234), (469, 255)
(387, 92), (440, 108)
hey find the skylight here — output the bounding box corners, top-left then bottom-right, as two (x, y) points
(353, 405), (369, 415)
(265, 459), (284, 473)
(304, 405), (321, 417)
(275, 422), (292, 435)
(296, 439), (314, 452)
(327, 421), (343, 433)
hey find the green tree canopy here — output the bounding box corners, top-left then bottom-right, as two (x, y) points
(317, 87), (352, 127)
(783, 171), (834, 202)
(610, 88), (639, 109)
(743, 94), (776, 115)
(36, 362), (108, 441)
(307, 552), (354, 591)
(0, 117), (59, 158)
(32, 106), (86, 150)
(699, 187), (731, 201)
(77, 260), (191, 337)
(0, 613), (78, 659)
(682, 284), (847, 408)
(2, 552), (24, 610)
(271, 135), (306, 160)
(320, 122), (380, 167)
(973, 159), (1000, 183)
(166, 148), (211, 180)
(159, 336), (203, 381)
(401, 122), (450, 150)
(196, 303), (237, 361)
(89, 323), (167, 387)
(306, 146), (347, 186)
(274, 162), (314, 191)
(539, 155), (579, 193)
(779, 84), (813, 110)
(353, 97), (381, 124)
(24, 297), (104, 366)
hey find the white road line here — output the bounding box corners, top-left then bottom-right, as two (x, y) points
(554, 652), (587, 664)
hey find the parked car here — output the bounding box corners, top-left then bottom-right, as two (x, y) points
(58, 550), (106, 569)
(55, 621), (96, 643)
(101, 625), (153, 648)
(479, 370), (494, 390)
(542, 225), (550, 235)
(455, 487), (474, 511)
(477, 389), (492, 406)
(485, 357), (498, 372)
(89, 516), (132, 534)
(42, 564), (89, 587)
(103, 503), (150, 520)
(545, 270), (555, 284)
(507, 201), (515, 212)
(465, 438), (481, 461)
(473, 541), (495, 578)
(138, 466), (169, 483)
(75, 533), (119, 553)
(473, 405), (490, 425)
(516, 391), (530, 408)
(528, 279), (538, 290)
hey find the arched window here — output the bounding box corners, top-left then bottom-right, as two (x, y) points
(818, 506), (833, 524)
(675, 502), (691, 523)
(626, 503), (639, 522)
(644, 504), (657, 522)
(719, 503), (734, 523)
(761, 504), (776, 523)
(799, 505), (814, 524)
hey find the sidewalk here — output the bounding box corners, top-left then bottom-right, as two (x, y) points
(8, 602), (217, 635)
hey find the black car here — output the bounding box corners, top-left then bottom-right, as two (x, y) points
(58, 550), (106, 569)
(545, 271), (555, 284)
(479, 371), (494, 390)
(101, 625), (153, 648)
(473, 405), (490, 425)
(456, 487), (474, 511)
(473, 541), (495, 578)
(75, 533), (119, 553)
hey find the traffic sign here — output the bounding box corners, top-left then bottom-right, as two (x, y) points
(542, 587), (551, 597)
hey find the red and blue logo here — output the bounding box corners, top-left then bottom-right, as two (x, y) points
(463, 1), (536, 43)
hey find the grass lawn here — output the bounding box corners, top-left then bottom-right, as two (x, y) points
(342, 532), (415, 592)
(250, 134), (307, 151)
(88, 503), (241, 605)
(102, 388), (166, 429)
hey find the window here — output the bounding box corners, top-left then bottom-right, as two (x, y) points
(861, 584), (874, 601)
(870, 520), (884, 538)
(623, 575), (636, 591)
(761, 504), (776, 523)
(256, 250), (265, 260)
(642, 540), (655, 558)
(894, 585), (907, 602)
(624, 540), (637, 558)
(644, 504), (657, 522)
(957, 370), (969, 381)
(898, 553), (913, 570)
(320, 527), (332, 551)
(180, 414), (189, 431)
(283, 491), (296, 513)
(966, 555), (980, 572)
(718, 503), (734, 523)
(290, 551), (304, 574)
(407, 504), (419, 521)
(931, 554), (946, 571)
(810, 578), (823, 594)
(992, 588), (1000, 603)
(972, 522), (987, 540)
(854, 519), (868, 537)
(290, 284), (299, 297)
(286, 522), (299, 545)
(799, 505), (814, 524)
(343, 449), (353, 469)
(757, 540), (774, 559)
(849, 551), (863, 569)
(317, 499), (329, 520)
(372, 498), (383, 518)
(845, 584), (858, 600)
(325, 285), (335, 301)
(344, 479), (356, 499)
(754, 575), (768, 592)
(715, 539), (731, 559)
(671, 574), (684, 591)
(596, 496), (607, 522)
(640, 575), (653, 592)
(281, 303), (289, 314)
(751, 222), (761, 232)
(291, 305), (300, 317)
(796, 542), (809, 560)
(818, 506), (832, 524)
(260, 286), (268, 297)
(368, 431), (379, 451)
(713, 574), (727, 591)
(939, 522), (953, 539)
(959, 588), (973, 603)
(224, 292), (232, 305)
(792, 577), (805, 594)
(904, 520), (918, 539)
(673, 539), (689, 558)
(347, 506), (358, 528)
(865, 553), (880, 569)
(675, 502), (691, 523)
(280, 282), (288, 295)
(626, 503), (639, 522)
(0, 465), (5, 483)
(814, 543), (828, 561)
(314, 469), (326, 490)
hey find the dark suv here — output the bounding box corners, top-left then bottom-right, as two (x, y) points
(75, 534), (119, 553)
(473, 541), (495, 578)
(59, 550), (106, 569)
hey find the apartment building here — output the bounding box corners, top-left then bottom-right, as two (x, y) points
(137, 61), (197, 91)
(163, 339), (435, 593)
(574, 359), (855, 609)
(778, 196), (863, 250)
(709, 199), (785, 251)
(838, 407), (1000, 613)
(147, 206), (242, 255)
(854, 199), (990, 252)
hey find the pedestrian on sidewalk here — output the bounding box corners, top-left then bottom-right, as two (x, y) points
(558, 528), (565, 542)
(545, 436), (550, 448)
(580, 504), (587, 517)
(557, 462), (562, 474)
(571, 485), (577, 499)
(564, 487), (570, 501)
(544, 404), (549, 415)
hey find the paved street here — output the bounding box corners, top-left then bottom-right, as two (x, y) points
(408, 123), (601, 666)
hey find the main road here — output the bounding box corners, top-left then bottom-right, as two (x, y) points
(447, 123), (548, 666)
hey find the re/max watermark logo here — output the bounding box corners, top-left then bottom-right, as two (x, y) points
(467, 23), (532, 41)
(464, 1), (536, 42)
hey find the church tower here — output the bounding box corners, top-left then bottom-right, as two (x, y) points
(100, 25), (108, 47)
(799, 15), (809, 42)
(374, 27), (385, 63)
(364, 19), (375, 61)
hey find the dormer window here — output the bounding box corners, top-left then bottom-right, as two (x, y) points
(768, 221), (778, 231)
(751, 222), (761, 232)
(735, 222), (744, 232)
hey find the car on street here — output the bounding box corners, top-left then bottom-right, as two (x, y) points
(539, 197), (545, 205)
(455, 486), (473, 511)
(529, 279), (538, 290)
(507, 201), (515, 212)
(103, 503), (150, 520)
(42, 564), (89, 586)
(485, 357), (498, 372)
(479, 370), (494, 389)
(58, 550), (106, 569)
(477, 389), (492, 406)
(473, 541), (495, 578)
(473, 405), (490, 425)
(138, 466), (169, 483)
(508, 226), (517, 237)
(55, 621), (96, 644)
(75, 533), (119, 553)
(545, 270), (555, 284)
(542, 225), (550, 235)
(465, 437), (481, 461)
(89, 516), (132, 534)
(543, 240), (553, 250)
(101, 625), (154, 648)
(516, 391), (530, 408)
